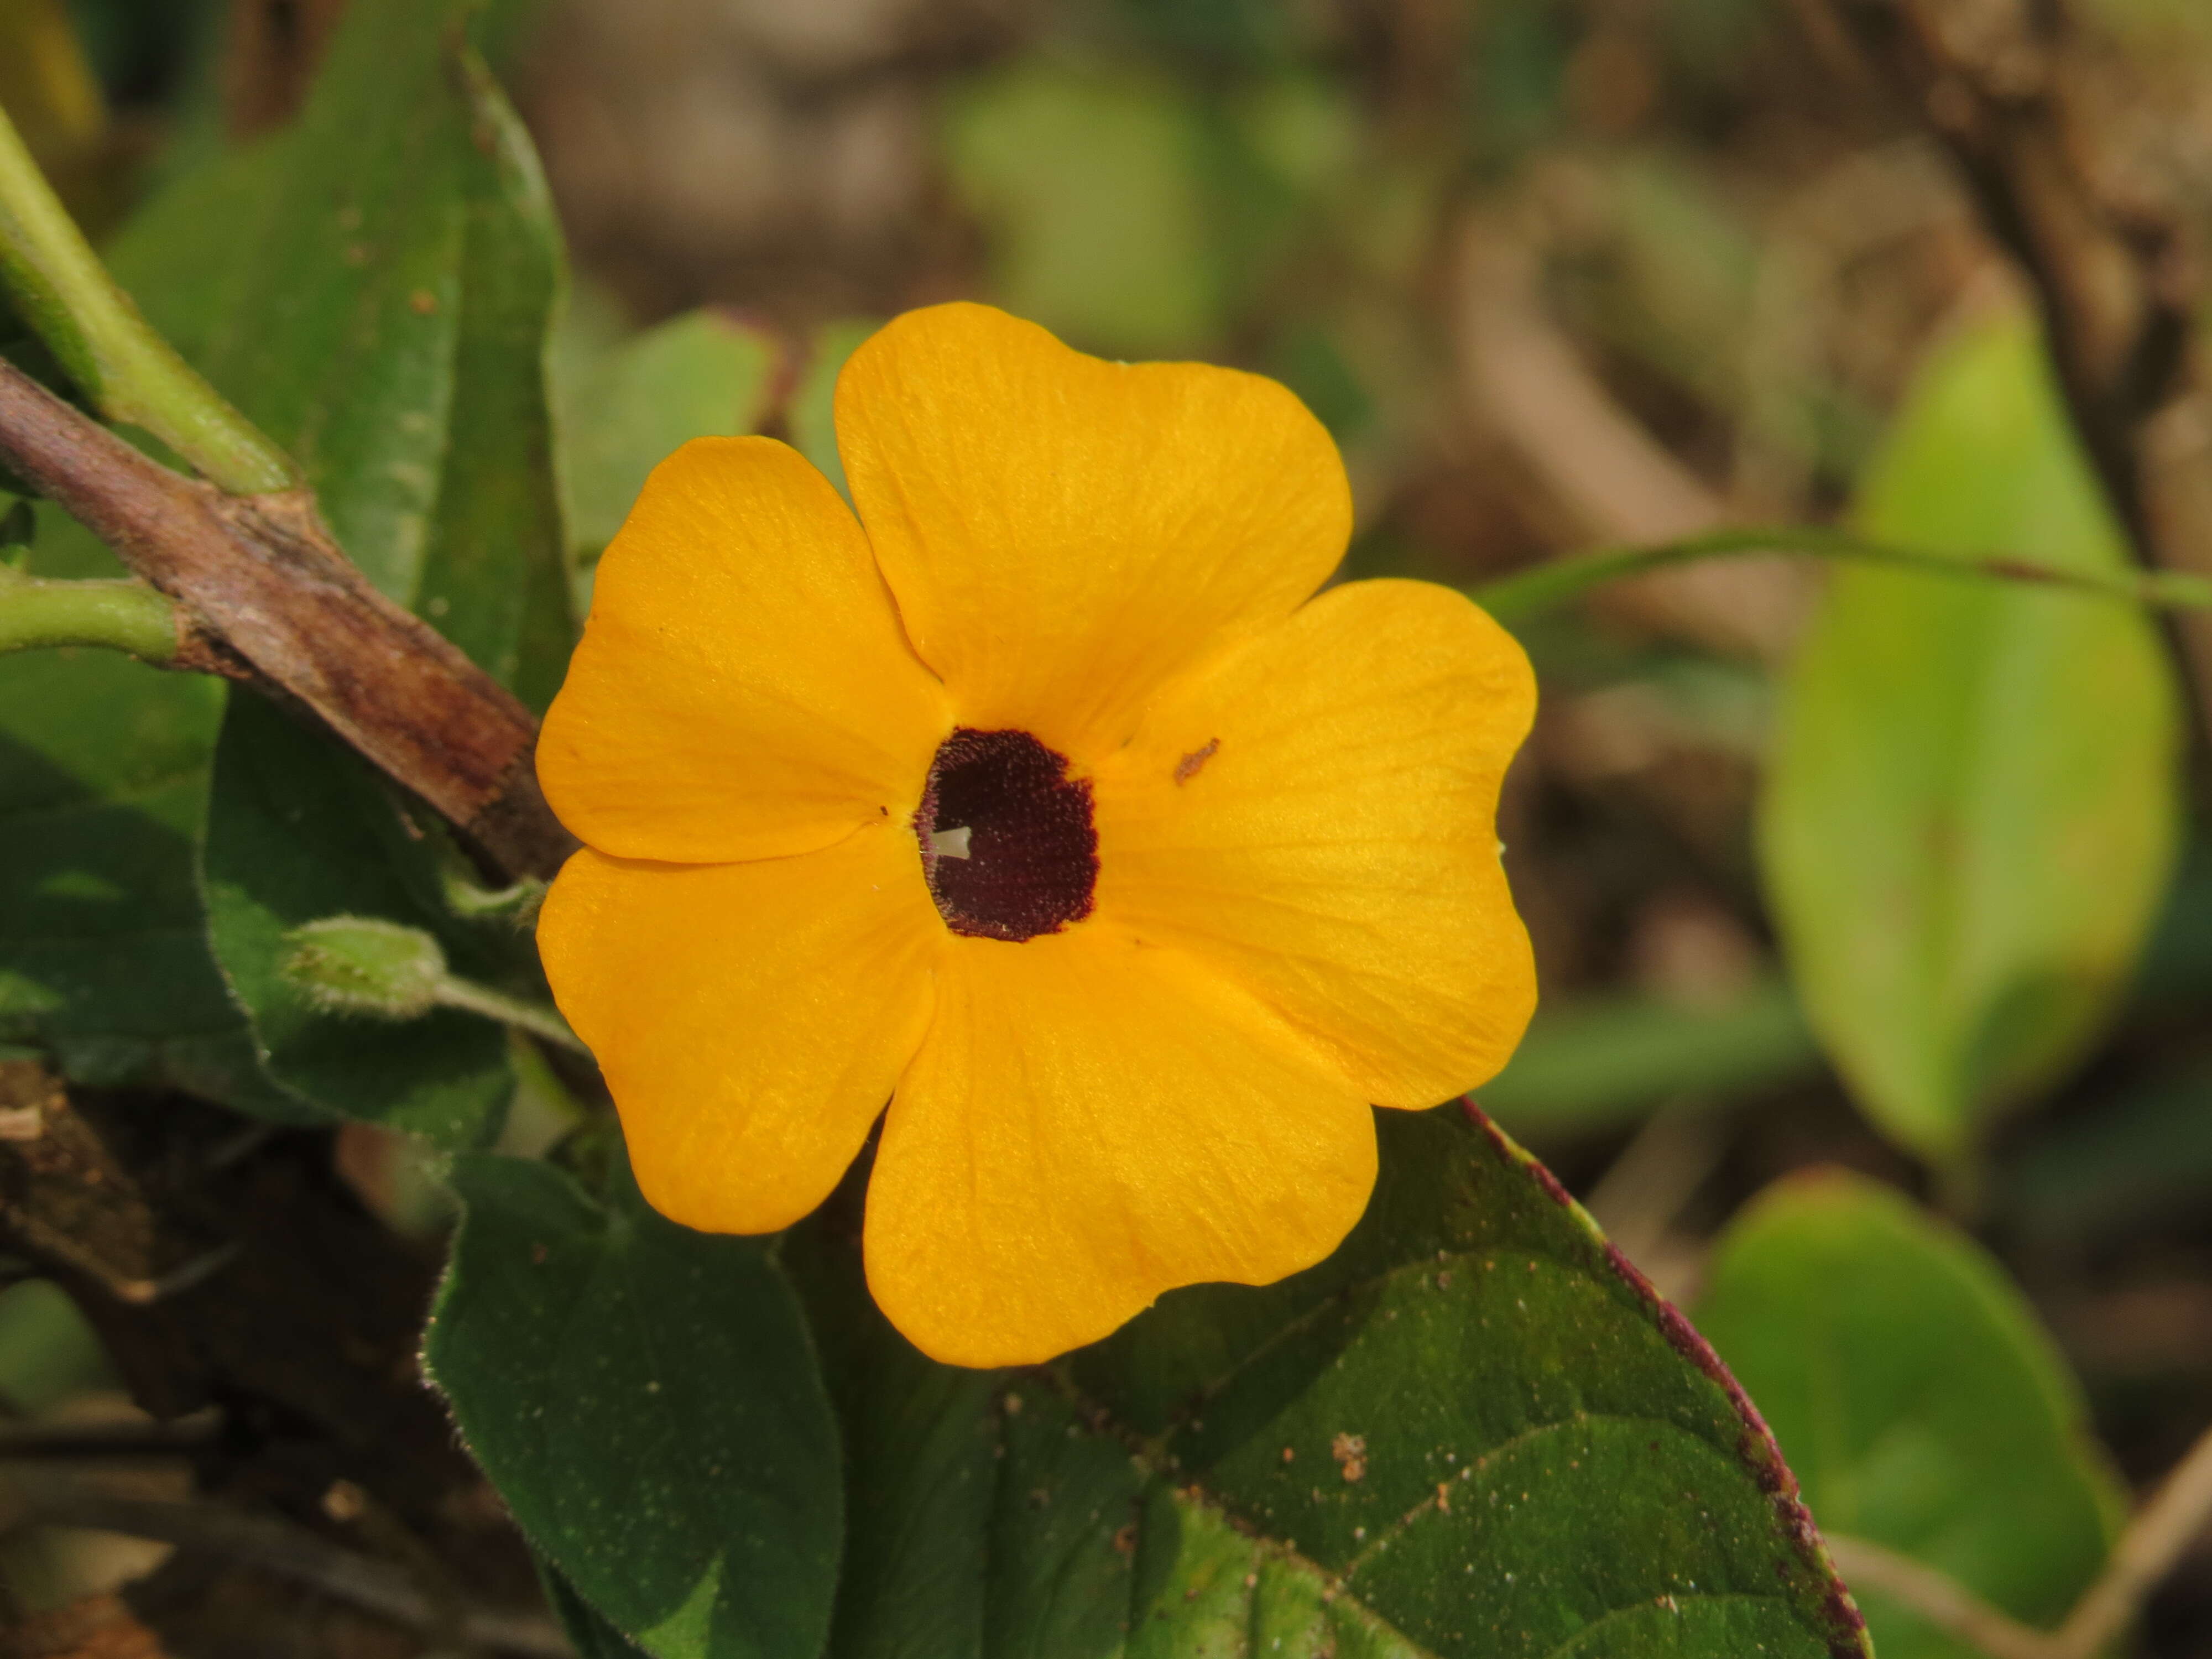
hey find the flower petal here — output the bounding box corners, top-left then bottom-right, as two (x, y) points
(539, 824), (941, 1234)
(1091, 578), (1537, 1109)
(834, 303), (1351, 756)
(539, 437), (951, 863)
(864, 931), (1376, 1368)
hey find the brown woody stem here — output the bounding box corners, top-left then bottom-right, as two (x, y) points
(0, 356), (574, 881)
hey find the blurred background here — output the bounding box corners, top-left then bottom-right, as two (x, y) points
(8, 0), (2212, 1653)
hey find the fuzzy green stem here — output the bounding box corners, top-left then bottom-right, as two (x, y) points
(431, 975), (589, 1056)
(1468, 524), (2212, 625)
(0, 560), (180, 661)
(439, 868), (547, 924)
(0, 103), (296, 493)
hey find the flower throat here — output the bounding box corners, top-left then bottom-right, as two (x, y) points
(915, 728), (1098, 941)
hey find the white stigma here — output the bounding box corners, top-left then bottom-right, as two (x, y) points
(926, 824), (973, 860)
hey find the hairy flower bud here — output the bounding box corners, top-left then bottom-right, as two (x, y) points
(281, 915), (448, 1019)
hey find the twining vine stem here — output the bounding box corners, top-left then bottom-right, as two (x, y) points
(428, 976), (589, 1053)
(1467, 524), (2212, 625)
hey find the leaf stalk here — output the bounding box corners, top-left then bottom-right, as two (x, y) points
(0, 102), (297, 494)
(0, 557), (181, 662)
(430, 975), (589, 1056)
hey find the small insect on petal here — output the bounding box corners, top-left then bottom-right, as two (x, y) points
(1173, 737), (1219, 784)
(927, 824), (973, 860)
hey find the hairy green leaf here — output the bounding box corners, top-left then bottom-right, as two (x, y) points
(1696, 1171), (2122, 1659)
(107, 1), (574, 698)
(541, 1559), (649, 1658)
(0, 508), (293, 1110)
(1757, 310), (2183, 1166)
(790, 1106), (1869, 1659)
(198, 696), (513, 1146)
(426, 1150), (843, 1659)
(83, 0), (578, 1128)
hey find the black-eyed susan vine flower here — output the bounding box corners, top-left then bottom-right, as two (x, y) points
(535, 302), (1536, 1368)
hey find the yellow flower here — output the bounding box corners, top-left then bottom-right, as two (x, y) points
(535, 303), (1536, 1368)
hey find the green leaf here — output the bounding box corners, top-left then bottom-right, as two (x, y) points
(558, 308), (780, 561)
(1756, 309), (2183, 1166)
(435, 46), (575, 716)
(0, 508), (292, 1110)
(425, 1149), (843, 1659)
(1694, 1171), (2123, 1659)
(105, 0), (573, 700)
(0, 661), (261, 1100)
(789, 1106), (1869, 1659)
(197, 696), (514, 1146)
(2, 6), (571, 1123)
(541, 1558), (649, 1658)
(943, 62), (1230, 356)
(85, 1), (578, 1128)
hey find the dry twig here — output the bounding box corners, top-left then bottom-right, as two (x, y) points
(2056, 1421), (2212, 1656)
(0, 1412), (221, 1459)
(1828, 1418), (2212, 1659)
(3, 1465), (571, 1657)
(1824, 1534), (2057, 1659)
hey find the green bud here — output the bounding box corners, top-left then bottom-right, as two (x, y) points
(281, 915), (448, 1019)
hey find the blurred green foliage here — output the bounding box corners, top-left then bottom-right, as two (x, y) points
(1701, 1173), (2124, 1659)
(787, 318), (878, 503)
(0, 1279), (114, 1414)
(946, 64), (1234, 357)
(1760, 311), (2183, 1171)
(1481, 975), (1819, 1136)
(557, 307), (780, 563)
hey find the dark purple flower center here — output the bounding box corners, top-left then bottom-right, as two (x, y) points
(915, 728), (1098, 942)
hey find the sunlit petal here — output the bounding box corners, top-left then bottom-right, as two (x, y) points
(540, 825), (941, 1233)
(865, 930), (1375, 1368)
(540, 437), (951, 863)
